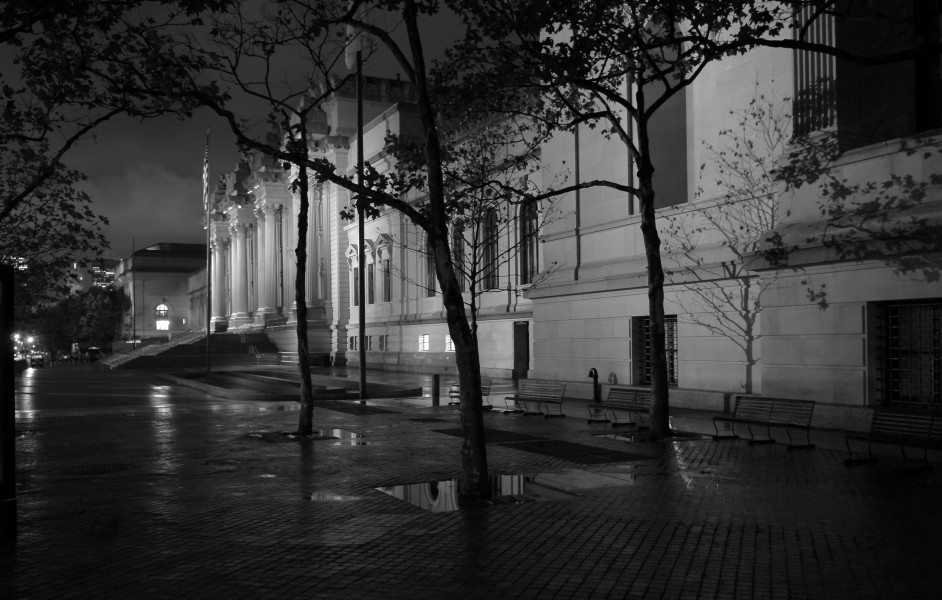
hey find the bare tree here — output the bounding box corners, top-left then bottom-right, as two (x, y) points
(385, 114), (561, 342)
(662, 94), (790, 394)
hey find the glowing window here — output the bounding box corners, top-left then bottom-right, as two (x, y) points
(156, 303), (170, 331)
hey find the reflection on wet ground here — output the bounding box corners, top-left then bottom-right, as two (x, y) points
(309, 492), (365, 502)
(249, 428), (369, 445)
(377, 469), (639, 513)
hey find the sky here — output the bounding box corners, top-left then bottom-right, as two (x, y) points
(56, 8), (464, 262)
(67, 110), (239, 261)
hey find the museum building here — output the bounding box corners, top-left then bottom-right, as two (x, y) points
(182, 11), (941, 427)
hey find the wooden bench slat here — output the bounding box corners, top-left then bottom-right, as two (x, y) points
(587, 388), (651, 427)
(505, 381), (566, 417)
(448, 378), (492, 408)
(713, 395), (816, 449)
(845, 409), (941, 468)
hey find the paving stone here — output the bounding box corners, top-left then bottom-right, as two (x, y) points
(3, 367), (942, 598)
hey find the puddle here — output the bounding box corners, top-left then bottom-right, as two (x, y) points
(317, 428), (370, 446)
(309, 492), (364, 502)
(376, 469), (638, 513)
(248, 428), (368, 445)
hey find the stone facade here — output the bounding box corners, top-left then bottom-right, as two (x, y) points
(198, 26), (941, 426)
(114, 243), (206, 351)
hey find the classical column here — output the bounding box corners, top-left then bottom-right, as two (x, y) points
(306, 192), (319, 304)
(229, 222), (251, 326)
(254, 204), (280, 322)
(210, 236), (230, 330)
(282, 203), (297, 321)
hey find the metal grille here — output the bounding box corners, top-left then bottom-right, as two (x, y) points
(793, 5), (836, 136)
(880, 301), (942, 409)
(636, 315), (678, 387)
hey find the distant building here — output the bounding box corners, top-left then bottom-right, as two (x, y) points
(198, 76), (536, 377)
(68, 258), (120, 293)
(90, 259), (119, 289)
(114, 243), (205, 350)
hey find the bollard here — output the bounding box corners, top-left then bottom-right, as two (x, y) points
(588, 368), (600, 404)
(432, 374), (440, 406)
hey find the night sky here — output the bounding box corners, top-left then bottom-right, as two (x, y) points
(67, 110), (239, 261)
(38, 8), (463, 262)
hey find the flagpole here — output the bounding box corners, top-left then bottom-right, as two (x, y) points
(203, 129), (212, 375)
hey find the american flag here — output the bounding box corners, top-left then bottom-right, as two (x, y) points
(202, 128), (210, 213)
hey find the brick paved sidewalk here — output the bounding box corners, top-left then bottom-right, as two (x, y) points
(4, 377), (942, 599)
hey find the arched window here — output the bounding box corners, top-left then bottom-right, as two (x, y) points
(155, 302), (170, 331)
(519, 202), (539, 285)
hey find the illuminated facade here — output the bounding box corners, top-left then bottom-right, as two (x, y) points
(195, 9), (941, 425)
(204, 77), (538, 377)
(114, 243), (204, 349)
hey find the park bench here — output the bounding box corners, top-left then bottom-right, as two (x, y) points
(504, 380), (567, 418)
(587, 387), (652, 428)
(844, 408), (942, 469)
(447, 378), (493, 410)
(713, 395), (816, 450)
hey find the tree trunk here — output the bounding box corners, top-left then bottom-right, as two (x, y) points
(635, 116), (671, 439)
(440, 256), (491, 503)
(295, 155), (315, 437)
(403, 0), (490, 501)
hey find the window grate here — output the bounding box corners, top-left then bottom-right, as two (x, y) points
(880, 300), (942, 409)
(635, 315), (678, 387)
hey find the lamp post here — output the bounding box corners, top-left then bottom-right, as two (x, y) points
(346, 23), (367, 401)
(203, 129), (212, 375)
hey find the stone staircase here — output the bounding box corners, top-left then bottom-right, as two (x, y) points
(103, 329), (280, 370)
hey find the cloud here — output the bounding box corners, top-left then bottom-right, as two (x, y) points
(69, 113), (240, 260)
(80, 162), (204, 259)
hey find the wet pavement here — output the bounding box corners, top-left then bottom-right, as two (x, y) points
(3, 364), (942, 599)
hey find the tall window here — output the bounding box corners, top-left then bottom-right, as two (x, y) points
(875, 300), (942, 409)
(155, 303), (170, 331)
(452, 228), (466, 293)
(425, 241), (436, 297)
(383, 259), (391, 302)
(794, 1), (942, 149)
(633, 315), (678, 387)
(367, 263), (375, 304)
(352, 267), (359, 307)
(482, 209), (499, 290)
(418, 334), (430, 352)
(519, 202), (539, 285)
